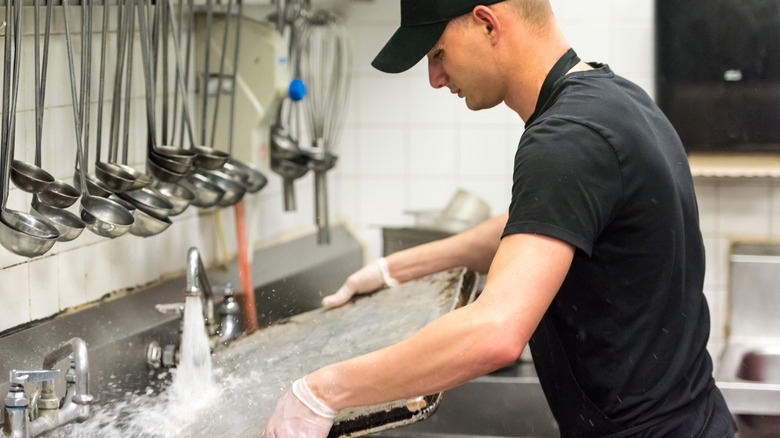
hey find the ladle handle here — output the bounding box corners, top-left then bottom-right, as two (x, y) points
(200, 0), (213, 145)
(208, 0), (234, 151)
(159, 0), (197, 148)
(61, 0), (89, 190)
(179, 0), (195, 148)
(95, 0), (110, 163)
(122, 2), (136, 164)
(134, 0), (159, 152)
(227, 0), (243, 155)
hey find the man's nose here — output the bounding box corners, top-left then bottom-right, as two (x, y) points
(428, 59), (448, 89)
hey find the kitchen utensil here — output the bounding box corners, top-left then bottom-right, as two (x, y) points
(36, 0), (80, 208)
(0, 0), (59, 256)
(202, 169), (245, 207)
(207, 0), (234, 150)
(63, 0), (134, 239)
(299, 8), (351, 244)
(29, 0), (84, 242)
(180, 172), (224, 208)
(8, 0), (54, 194)
(118, 187), (174, 217)
(92, 0), (137, 192)
(152, 180), (194, 216)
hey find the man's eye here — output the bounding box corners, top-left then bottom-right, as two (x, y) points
(434, 50), (444, 60)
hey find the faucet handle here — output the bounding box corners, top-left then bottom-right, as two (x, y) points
(155, 302), (186, 315)
(9, 369), (60, 385)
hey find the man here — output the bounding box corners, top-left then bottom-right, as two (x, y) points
(265, 1), (737, 436)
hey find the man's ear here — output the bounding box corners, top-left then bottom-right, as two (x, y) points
(472, 5), (501, 42)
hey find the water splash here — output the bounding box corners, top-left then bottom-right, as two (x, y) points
(50, 295), (223, 437)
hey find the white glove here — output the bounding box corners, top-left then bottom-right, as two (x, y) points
(264, 377), (338, 438)
(321, 258), (400, 308)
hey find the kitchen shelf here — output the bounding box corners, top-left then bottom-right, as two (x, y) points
(688, 152), (780, 179)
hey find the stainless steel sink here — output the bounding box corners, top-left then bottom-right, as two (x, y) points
(373, 363), (559, 438)
(716, 344), (780, 438)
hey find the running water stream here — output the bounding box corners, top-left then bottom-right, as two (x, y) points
(51, 295), (226, 437)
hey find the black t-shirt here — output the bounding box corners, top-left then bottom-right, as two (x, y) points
(502, 64), (732, 435)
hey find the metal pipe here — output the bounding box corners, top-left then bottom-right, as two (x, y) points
(186, 247), (215, 332)
(41, 338), (92, 407)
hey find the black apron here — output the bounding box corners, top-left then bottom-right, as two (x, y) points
(526, 49), (732, 438)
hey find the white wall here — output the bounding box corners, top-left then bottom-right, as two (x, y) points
(332, 0), (780, 346)
(1, 0), (778, 347)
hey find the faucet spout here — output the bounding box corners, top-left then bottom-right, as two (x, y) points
(186, 247), (215, 335)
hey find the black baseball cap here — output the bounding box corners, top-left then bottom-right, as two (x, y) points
(372, 0), (506, 73)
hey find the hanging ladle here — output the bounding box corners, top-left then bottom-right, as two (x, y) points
(78, 0), (135, 193)
(220, 0), (267, 194)
(63, 0), (134, 239)
(6, 0), (53, 194)
(34, 0), (81, 209)
(29, 0), (84, 242)
(71, 0), (113, 199)
(0, 0), (59, 257)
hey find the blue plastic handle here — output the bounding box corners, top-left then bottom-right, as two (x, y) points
(289, 79), (306, 101)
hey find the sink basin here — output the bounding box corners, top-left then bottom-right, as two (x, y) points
(716, 344), (780, 437)
(737, 350), (780, 383)
(732, 349), (780, 438)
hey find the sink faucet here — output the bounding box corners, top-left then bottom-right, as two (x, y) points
(3, 338), (92, 438)
(186, 247), (216, 336)
(148, 248), (246, 368)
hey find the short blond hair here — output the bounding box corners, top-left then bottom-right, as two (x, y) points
(451, 0), (554, 31)
(505, 0), (554, 29)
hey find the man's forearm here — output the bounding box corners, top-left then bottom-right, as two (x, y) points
(387, 213), (508, 282)
(306, 298), (524, 411)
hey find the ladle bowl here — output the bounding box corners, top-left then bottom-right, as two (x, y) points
(180, 172), (225, 208)
(95, 162), (136, 192)
(147, 157), (186, 183)
(192, 146), (229, 170)
(129, 204), (172, 237)
(149, 150), (192, 174)
(114, 164), (151, 190)
(152, 181), (194, 216)
(118, 187), (174, 217)
(153, 146), (197, 166)
(0, 209), (59, 257)
(80, 196), (134, 238)
(30, 200), (85, 242)
(37, 179), (81, 208)
(10, 160), (55, 193)
(74, 171), (113, 198)
(222, 159), (267, 193)
(203, 170), (246, 207)
(109, 194), (137, 212)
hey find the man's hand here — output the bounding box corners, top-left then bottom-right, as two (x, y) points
(264, 378), (338, 438)
(321, 258), (399, 308)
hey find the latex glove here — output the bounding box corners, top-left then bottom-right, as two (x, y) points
(264, 377), (338, 438)
(321, 258), (400, 308)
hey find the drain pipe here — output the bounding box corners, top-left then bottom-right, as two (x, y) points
(234, 199), (258, 333)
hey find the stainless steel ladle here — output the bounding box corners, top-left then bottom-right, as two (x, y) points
(63, 0), (134, 239)
(8, 0), (54, 194)
(35, 0), (81, 209)
(82, 0), (136, 193)
(29, 0), (84, 242)
(0, 0), (59, 256)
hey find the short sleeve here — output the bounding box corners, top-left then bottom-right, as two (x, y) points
(503, 117), (622, 256)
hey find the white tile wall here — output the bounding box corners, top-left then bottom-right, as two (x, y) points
(2, 0), (779, 348)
